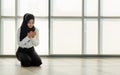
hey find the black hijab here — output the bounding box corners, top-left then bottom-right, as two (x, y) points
(20, 13), (35, 41)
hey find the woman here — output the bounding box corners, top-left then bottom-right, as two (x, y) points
(16, 13), (42, 67)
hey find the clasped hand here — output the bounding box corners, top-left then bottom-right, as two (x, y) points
(27, 31), (36, 38)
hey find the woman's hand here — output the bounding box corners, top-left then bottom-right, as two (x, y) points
(27, 32), (31, 38)
(27, 31), (36, 38)
(31, 31), (36, 38)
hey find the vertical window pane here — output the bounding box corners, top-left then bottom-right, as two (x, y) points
(35, 19), (48, 55)
(102, 19), (120, 54)
(52, 20), (82, 54)
(17, 19), (22, 28)
(85, 19), (98, 54)
(17, 19), (48, 55)
(102, 0), (120, 16)
(1, 19), (15, 55)
(1, 0), (15, 16)
(52, 0), (82, 16)
(85, 0), (98, 16)
(18, 0), (48, 16)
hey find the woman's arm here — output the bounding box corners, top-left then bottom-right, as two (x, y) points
(17, 28), (31, 47)
(30, 28), (39, 46)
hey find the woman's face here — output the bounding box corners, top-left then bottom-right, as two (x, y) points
(27, 19), (34, 28)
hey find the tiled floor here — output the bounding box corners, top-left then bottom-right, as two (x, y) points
(0, 57), (120, 75)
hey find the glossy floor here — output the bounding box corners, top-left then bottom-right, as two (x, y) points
(0, 57), (120, 75)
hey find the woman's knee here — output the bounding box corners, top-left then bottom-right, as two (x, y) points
(20, 56), (32, 67)
(16, 52), (32, 66)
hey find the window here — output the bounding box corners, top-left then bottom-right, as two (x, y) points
(84, 0), (98, 16)
(1, 0), (15, 16)
(85, 19), (98, 54)
(102, 0), (120, 16)
(0, 0), (48, 55)
(102, 19), (120, 54)
(1, 19), (15, 55)
(18, 0), (48, 16)
(1, 0), (120, 55)
(51, 20), (82, 54)
(52, 0), (82, 16)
